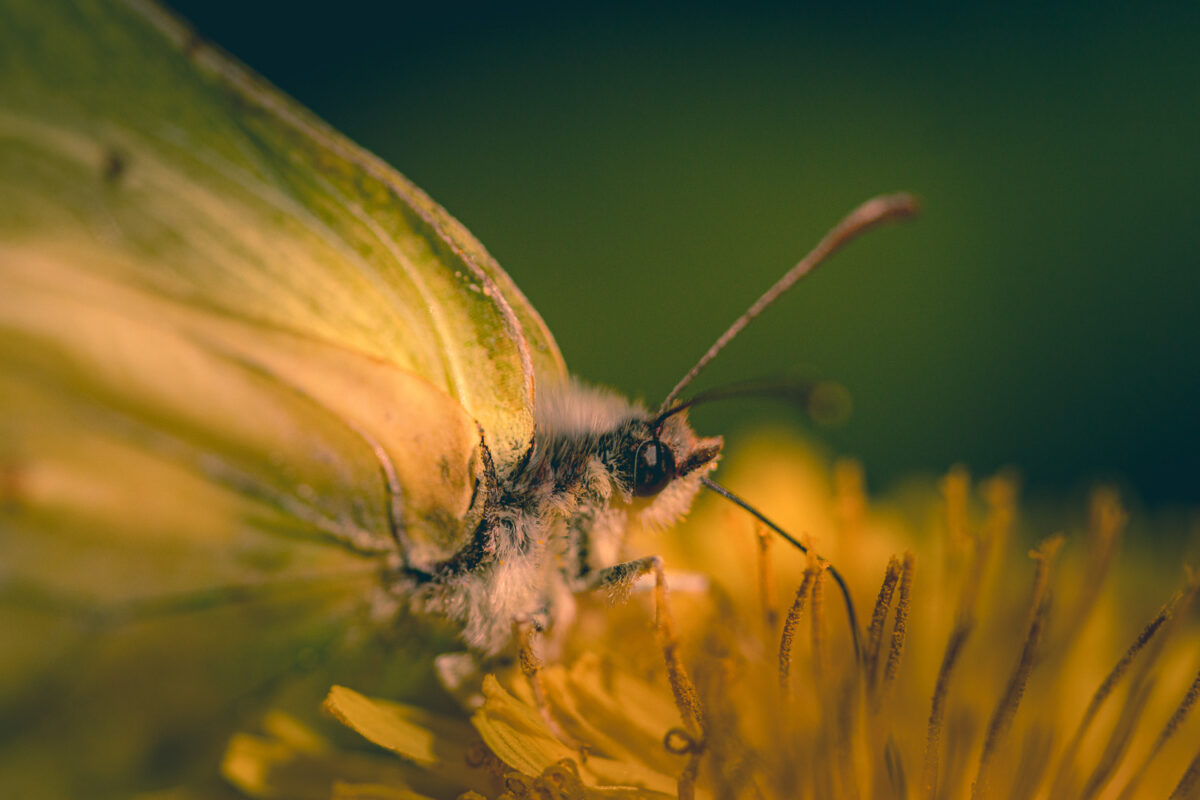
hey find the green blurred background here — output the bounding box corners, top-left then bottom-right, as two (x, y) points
(169, 1), (1199, 509)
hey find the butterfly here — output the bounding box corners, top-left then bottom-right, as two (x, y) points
(0, 0), (915, 796)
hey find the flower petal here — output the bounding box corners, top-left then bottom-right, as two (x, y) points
(471, 675), (574, 776)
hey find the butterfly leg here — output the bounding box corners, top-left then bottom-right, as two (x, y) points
(512, 619), (581, 748)
(581, 556), (705, 740)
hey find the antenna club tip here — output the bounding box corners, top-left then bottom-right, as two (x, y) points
(883, 191), (926, 219)
(865, 192), (922, 221)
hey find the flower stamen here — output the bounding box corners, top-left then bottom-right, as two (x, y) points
(779, 559), (821, 693)
(756, 522), (779, 630)
(1051, 596), (1175, 796)
(883, 552), (915, 691)
(971, 536), (1061, 799)
(865, 556), (902, 695)
(1119, 663), (1200, 800)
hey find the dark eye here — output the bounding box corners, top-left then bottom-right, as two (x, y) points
(633, 439), (675, 497)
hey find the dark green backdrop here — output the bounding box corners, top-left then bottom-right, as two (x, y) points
(169, 1), (1200, 508)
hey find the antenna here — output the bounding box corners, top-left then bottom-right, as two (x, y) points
(702, 477), (862, 664)
(658, 193), (919, 415)
(653, 375), (826, 428)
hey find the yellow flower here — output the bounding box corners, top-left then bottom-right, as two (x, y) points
(223, 432), (1200, 800)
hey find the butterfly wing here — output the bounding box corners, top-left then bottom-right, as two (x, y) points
(0, 0), (565, 794)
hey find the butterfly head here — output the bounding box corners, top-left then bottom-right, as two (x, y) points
(594, 405), (722, 530)
(531, 380), (720, 524)
(622, 412), (722, 499)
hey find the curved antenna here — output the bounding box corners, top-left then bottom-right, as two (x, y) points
(658, 193), (919, 415)
(702, 476), (862, 664)
(654, 375), (825, 428)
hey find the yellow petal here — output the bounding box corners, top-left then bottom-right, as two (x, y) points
(324, 686), (463, 767)
(471, 675), (576, 776)
(222, 732), (324, 800)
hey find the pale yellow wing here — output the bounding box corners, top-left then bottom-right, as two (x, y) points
(0, 0), (567, 796)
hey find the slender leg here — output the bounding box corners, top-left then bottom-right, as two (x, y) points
(582, 555), (706, 741)
(513, 619), (580, 748)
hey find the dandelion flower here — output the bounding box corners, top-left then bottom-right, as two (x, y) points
(224, 433), (1200, 800)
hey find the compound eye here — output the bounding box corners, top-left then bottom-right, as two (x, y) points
(633, 439), (675, 497)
